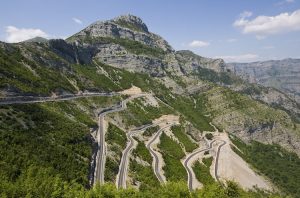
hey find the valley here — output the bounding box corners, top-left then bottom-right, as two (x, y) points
(0, 14), (299, 198)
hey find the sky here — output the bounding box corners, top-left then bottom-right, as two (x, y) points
(0, 0), (300, 62)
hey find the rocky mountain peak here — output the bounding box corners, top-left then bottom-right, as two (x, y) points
(112, 14), (149, 32)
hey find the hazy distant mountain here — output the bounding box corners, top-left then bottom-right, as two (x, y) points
(227, 59), (300, 98)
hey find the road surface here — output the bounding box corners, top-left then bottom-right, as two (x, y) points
(93, 94), (149, 185)
(214, 140), (226, 183)
(0, 92), (119, 105)
(146, 123), (177, 183)
(183, 140), (216, 191)
(116, 124), (153, 189)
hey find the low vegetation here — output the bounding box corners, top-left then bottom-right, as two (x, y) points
(230, 135), (300, 197)
(132, 139), (152, 164)
(171, 125), (197, 152)
(119, 98), (173, 126)
(143, 126), (159, 137)
(158, 132), (186, 181)
(193, 157), (215, 186)
(130, 138), (159, 191)
(105, 123), (127, 182)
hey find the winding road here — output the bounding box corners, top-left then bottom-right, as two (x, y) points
(214, 140), (226, 183)
(93, 94), (149, 185)
(183, 139), (216, 191)
(146, 123), (177, 183)
(183, 138), (227, 190)
(0, 92), (118, 105)
(117, 124), (153, 189)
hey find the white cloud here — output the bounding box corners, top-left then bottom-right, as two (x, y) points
(233, 9), (300, 38)
(216, 54), (259, 63)
(72, 17), (83, 24)
(188, 40), (210, 48)
(5, 26), (49, 43)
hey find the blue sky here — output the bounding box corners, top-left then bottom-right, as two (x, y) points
(0, 0), (300, 62)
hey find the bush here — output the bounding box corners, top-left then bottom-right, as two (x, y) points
(205, 133), (213, 140)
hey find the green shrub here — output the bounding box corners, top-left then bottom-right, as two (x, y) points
(171, 125), (197, 152)
(193, 157), (215, 186)
(158, 132), (186, 181)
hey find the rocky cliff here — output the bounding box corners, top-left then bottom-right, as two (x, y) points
(227, 59), (300, 100)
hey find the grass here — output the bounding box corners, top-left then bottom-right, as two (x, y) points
(193, 157), (215, 186)
(171, 125), (197, 152)
(158, 132), (186, 182)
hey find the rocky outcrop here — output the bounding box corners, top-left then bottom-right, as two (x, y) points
(176, 50), (226, 73)
(227, 59), (300, 98)
(68, 14), (173, 52)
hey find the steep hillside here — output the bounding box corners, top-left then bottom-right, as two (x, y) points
(0, 14), (300, 197)
(227, 59), (300, 101)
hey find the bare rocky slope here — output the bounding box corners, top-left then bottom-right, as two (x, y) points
(227, 59), (300, 102)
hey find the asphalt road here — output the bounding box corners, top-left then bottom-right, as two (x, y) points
(214, 140), (226, 183)
(93, 94), (149, 185)
(146, 123), (177, 183)
(117, 124), (153, 189)
(183, 139), (216, 191)
(0, 92), (118, 105)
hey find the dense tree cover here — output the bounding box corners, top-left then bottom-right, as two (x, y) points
(158, 132), (187, 181)
(171, 125), (197, 152)
(0, 170), (280, 198)
(230, 135), (300, 198)
(0, 45), (76, 95)
(0, 102), (94, 189)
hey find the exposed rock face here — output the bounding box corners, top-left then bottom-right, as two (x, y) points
(66, 15), (226, 78)
(176, 50), (226, 73)
(69, 14), (173, 52)
(227, 59), (300, 97)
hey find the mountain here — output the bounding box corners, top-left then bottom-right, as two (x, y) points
(23, 36), (48, 43)
(227, 59), (300, 101)
(1, 14), (300, 197)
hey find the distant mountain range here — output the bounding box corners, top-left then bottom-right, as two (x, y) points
(227, 59), (300, 99)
